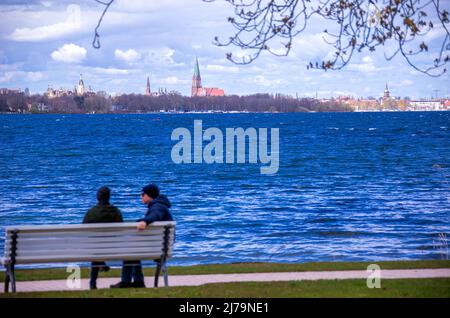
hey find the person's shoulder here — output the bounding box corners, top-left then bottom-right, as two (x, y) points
(107, 204), (122, 214)
(83, 206), (98, 223)
(86, 205), (98, 215)
(151, 201), (169, 211)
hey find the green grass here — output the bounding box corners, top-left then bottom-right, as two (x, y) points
(2, 278), (449, 298)
(1, 260), (449, 282)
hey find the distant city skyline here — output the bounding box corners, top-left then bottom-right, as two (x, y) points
(0, 0), (448, 99)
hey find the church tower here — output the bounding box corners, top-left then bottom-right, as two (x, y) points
(191, 57), (203, 96)
(77, 74), (85, 96)
(383, 82), (390, 99)
(145, 76), (151, 96)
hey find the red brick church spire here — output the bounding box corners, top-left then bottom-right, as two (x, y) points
(192, 57), (203, 96)
(191, 57), (225, 97)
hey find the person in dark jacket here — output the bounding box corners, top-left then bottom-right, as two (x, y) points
(110, 183), (173, 289)
(83, 186), (123, 289)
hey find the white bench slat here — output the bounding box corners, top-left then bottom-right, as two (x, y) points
(5, 222), (175, 232)
(15, 253), (173, 264)
(17, 246), (171, 257)
(15, 229), (166, 239)
(17, 233), (174, 249)
(17, 240), (167, 253)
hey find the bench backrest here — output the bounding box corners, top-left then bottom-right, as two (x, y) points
(2, 222), (175, 265)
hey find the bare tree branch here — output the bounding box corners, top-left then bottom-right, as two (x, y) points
(204, 0), (450, 76)
(92, 0), (115, 49)
(92, 0), (450, 76)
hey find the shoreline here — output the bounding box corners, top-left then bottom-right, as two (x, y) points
(1, 109), (449, 115)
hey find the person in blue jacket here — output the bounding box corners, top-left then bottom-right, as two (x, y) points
(110, 183), (173, 288)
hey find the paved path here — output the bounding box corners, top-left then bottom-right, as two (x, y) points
(2, 268), (450, 293)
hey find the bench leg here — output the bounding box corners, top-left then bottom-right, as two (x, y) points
(162, 263), (169, 287)
(154, 262), (162, 288)
(10, 265), (16, 293)
(4, 265), (16, 293)
(4, 271), (10, 293)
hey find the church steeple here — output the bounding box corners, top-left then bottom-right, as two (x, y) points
(383, 82), (390, 99)
(77, 73), (85, 96)
(146, 76), (151, 96)
(194, 57), (201, 78)
(192, 57), (203, 96)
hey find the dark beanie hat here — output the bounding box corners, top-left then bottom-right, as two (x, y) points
(97, 186), (111, 202)
(142, 183), (159, 199)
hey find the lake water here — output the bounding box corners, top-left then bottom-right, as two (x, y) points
(0, 112), (449, 266)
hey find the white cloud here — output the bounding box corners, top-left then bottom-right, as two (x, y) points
(51, 43), (87, 64)
(423, 26), (447, 43)
(158, 76), (189, 85)
(400, 79), (414, 86)
(362, 56), (373, 64)
(0, 71), (45, 84)
(143, 48), (184, 67)
(0, 72), (15, 84)
(206, 64), (239, 73)
(26, 72), (45, 82)
(91, 67), (131, 75)
(348, 56), (378, 73)
(0, 63), (21, 72)
(41, 1), (53, 8)
(114, 0), (183, 12)
(115, 49), (141, 63)
(269, 47), (289, 56)
(293, 33), (330, 59)
(254, 75), (282, 87)
(8, 4), (81, 42)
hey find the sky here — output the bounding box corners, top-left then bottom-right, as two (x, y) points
(0, 0), (449, 99)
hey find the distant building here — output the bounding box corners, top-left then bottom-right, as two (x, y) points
(0, 88), (22, 95)
(45, 74), (95, 99)
(409, 100), (442, 111)
(191, 57), (225, 97)
(145, 76), (151, 96)
(383, 82), (390, 100)
(45, 86), (75, 99)
(77, 74), (85, 96)
(444, 100), (450, 110)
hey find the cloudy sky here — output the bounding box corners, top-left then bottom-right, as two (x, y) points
(0, 0), (448, 98)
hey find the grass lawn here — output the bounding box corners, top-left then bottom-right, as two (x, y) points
(1, 260), (449, 282)
(2, 278), (449, 298)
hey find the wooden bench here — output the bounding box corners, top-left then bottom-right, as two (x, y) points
(1, 221), (176, 293)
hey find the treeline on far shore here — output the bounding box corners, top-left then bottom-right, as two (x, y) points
(0, 91), (353, 114)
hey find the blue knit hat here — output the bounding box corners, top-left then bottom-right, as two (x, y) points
(142, 183), (159, 199)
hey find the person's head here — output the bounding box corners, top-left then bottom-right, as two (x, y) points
(97, 186), (110, 204)
(141, 183), (159, 204)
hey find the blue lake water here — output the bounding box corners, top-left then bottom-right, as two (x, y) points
(0, 112), (449, 267)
